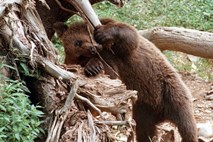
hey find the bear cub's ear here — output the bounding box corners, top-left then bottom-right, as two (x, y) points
(53, 22), (68, 37)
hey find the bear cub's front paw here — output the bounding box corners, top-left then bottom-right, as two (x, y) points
(94, 25), (115, 45)
(84, 57), (104, 76)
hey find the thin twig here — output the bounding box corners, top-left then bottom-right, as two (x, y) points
(46, 80), (79, 142)
(96, 50), (120, 78)
(86, 19), (120, 78)
(58, 79), (79, 113)
(55, 0), (78, 15)
(30, 41), (35, 62)
(36, 55), (76, 81)
(75, 93), (103, 118)
(95, 120), (129, 126)
(77, 122), (84, 142)
(87, 111), (96, 141)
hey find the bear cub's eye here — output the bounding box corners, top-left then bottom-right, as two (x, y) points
(74, 40), (83, 47)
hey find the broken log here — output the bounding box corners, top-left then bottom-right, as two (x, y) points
(139, 27), (213, 59)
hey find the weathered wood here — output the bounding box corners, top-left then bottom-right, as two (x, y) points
(0, 0), (63, 112)
(0, 1), (137, 142)
(67, 0), (101, 27)
(139, 27), (213, 59)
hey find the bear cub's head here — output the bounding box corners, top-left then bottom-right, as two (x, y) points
(53, 21), (103, 66)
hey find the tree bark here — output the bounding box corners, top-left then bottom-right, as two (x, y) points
(139, 27), (213, 59)
(0, 0), (136, 141)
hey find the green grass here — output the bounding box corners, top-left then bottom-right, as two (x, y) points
(195, 59), (213, 80)
(93, 0), (213, 31)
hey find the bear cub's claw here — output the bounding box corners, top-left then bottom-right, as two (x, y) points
(84, 57), (104, 76)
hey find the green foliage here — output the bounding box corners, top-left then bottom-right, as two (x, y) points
(16, 56), (40, 78)
(163, 51), (192, 72)
(164, 51), (213, 80)
(52, 36), (65, 63)
(0, 79), (44, 142)
(194, 59), (213, 80)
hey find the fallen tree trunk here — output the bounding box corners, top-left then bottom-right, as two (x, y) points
(139, 27), (213, 59)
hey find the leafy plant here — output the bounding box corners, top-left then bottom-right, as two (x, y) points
(0, 78), (44, 142)
(52, 36), (65, 63)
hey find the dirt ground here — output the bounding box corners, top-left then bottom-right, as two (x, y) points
(156, 72), (213, 142)
(183, 72), (213, 142)
(182, 72), (213, 123)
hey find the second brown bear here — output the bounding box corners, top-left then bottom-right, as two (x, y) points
(54, 19), (198, 142)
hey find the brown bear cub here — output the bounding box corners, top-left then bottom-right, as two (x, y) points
(54, 19), (198, 142)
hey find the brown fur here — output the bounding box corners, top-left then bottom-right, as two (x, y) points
(54, 19), (198, 142)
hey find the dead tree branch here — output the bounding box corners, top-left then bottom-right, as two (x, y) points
(139, 27), (213, 59)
